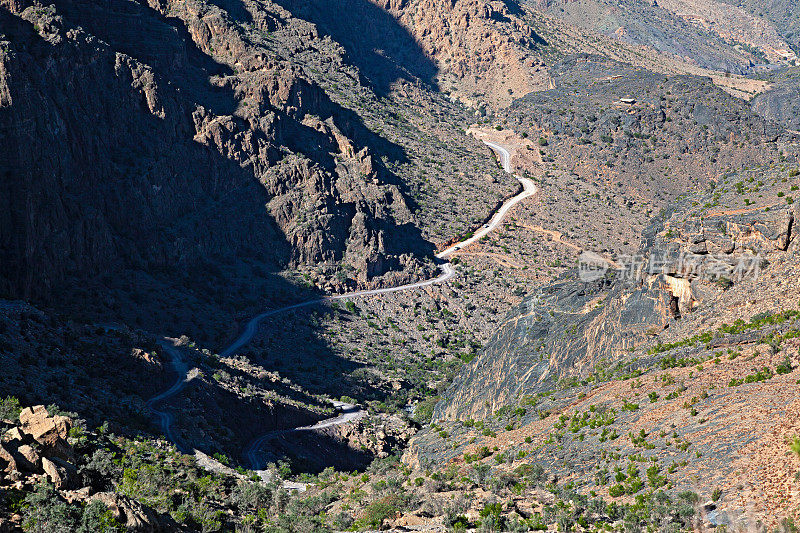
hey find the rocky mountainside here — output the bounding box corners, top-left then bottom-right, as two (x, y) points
(3, 0), (800, 530)
(410, 157), (800, 527)
(371, 0), (552, 107)
(0, 0), (541, 343)
(717, 0), (800, 54)
(527, 0), (797, 73)
(0, 0), (437, 337)
(752, 66), (800, 131)
(432, 196), (799, 419)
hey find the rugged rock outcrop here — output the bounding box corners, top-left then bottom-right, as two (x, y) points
(373, 0), (551, 106)
(0, 0), (433, 330)
(752, 68), (800, 131)
(1, 405), (75, 487)
(89, 492), (165, 532)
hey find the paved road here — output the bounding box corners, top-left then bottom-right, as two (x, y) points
(221, 264), (456, 358)
(223, 143), (535, 358)
(145, 139), (535, 483)
(437, 141), (537, 257)
(145, 339), (190, 450)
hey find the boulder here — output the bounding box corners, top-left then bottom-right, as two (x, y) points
(720, 239), (735, 254)
(42, 456), (75, 489)
(0, 443), (17, 473)
(63, 486), (92, 504)
(688, 241), (708, 255)
(19, 405), (72, 446)
(90, 492), (164, 532)
(14, 444), (40, 472)
(2, 427), (25, 443)
(19, 406), (73, 460)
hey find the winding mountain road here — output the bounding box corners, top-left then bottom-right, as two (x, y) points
(145, 139), (537, 477)
(244, 400), (363, 473)
(437, 141), (537, 257)
(145, 340), (190, 450)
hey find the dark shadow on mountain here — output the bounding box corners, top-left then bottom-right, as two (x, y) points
(67, 0), (428, 241)
(0, 5), (288, 340)
(234, 305), (388, 402)
(271, 0), (439, 96)
(0, 2), (430, 473)
(52, 0), (236, 115)
(261, 430), (375, 474)
(500, 0), (524, 16)
(169, 372), (324, 453)
(204, 0), (252, 23)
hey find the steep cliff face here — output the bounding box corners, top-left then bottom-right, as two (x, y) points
(0, 0), (434, 330)
(432, 272), (678, 420)
(0, 3), (277, 301)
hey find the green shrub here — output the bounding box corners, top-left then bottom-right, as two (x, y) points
(609, 484), (626, 497)
(80, 500), (122, 532)
(0, 396), (21, 420)
(790, 436), (800, 458)
(777, 357), (794, 375)
(413, 397), (439, 425)
(354, 495), (409, 529)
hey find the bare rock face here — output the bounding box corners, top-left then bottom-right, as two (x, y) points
(0, 443), (18, 474)
(90, 492), (164, 532)
(19, 406), (71, 446)
(335, 414), (417, 459)
(19, 405), (72, 460)
(14, 445), (39, 472)
(0, 405), (79, 490)
(371, 0), (550, 106)
(431, 271), (679, 420)
(41, 456), (71, 489)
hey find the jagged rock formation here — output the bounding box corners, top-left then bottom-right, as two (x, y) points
(2, 406), (77, 488)
(0, 0), (434, 334)
(752, 67), (800, 131)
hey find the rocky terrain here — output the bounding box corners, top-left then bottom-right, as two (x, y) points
(527, 0), (797, 73)
(752, 66), (800, 131)
(0, 0), (527, 346)
(2, 0), (800, 530)
(408, 158), (800, 529)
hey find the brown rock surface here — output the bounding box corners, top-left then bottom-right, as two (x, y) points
(41, 456), (69, 489)
(19, 406), (71, 447)
(90, 492), (164, 532)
